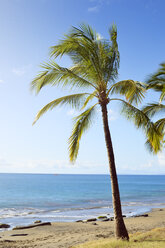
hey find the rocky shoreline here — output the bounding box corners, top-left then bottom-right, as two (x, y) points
(0, 208), (164, 248)
(0, 212), (150, 231)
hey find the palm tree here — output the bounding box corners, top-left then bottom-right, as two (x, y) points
(31, 24), (160, 240)
(143, 63), (165, 150)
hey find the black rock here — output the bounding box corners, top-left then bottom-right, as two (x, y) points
(134, 214), (148, 217)
(98, 216), (107, 219)
(0, 223), (10, 228)
(101, 218), (110, 222)
(141, 214), (148, 217)
(86, 218), (97, 222)
(4, 240), (16, 243)
(34, 220), (41, 224)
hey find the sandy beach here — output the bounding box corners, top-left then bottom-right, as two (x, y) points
(0, 208), (164, 248)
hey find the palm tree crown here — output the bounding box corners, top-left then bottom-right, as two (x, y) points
(32, 24), (158, 160)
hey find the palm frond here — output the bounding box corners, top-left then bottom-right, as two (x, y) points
(155, 118), (165, 134)
(120, 99), (163, 153)
(71, 23), (97, 41)
(50, 24), (120, 87)
(31, 61), (94, 94)
(146, 63), (165, 90)
(159, 90), (165, 103)
(142, 103), (165, 117)
(147, 78), (165, 92)
(109, 24), (118, 54)
(110, 80), (145, 105)
(145, 137), (162, 154)
(33, 93), (87, 125)
(50, 37), (103, 85)
(108, 24), (120, 77)
(121, 100), (149, 128)
(145, 121), (163, 154)
(69, 104), (97, 162)
(81, 90), (98, 110)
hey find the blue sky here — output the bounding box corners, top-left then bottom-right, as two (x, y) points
(0, 0), (165, 174)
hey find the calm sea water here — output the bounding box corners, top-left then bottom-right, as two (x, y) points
(0, 173), (165, 228)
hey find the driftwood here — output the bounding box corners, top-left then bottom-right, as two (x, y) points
(13, 222), (51, 230)
(10, 234), (28, 236)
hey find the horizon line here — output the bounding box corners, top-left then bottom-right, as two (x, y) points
(0, 172), (164, 176)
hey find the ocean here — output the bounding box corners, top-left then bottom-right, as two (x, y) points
(0, 173), (165, 229)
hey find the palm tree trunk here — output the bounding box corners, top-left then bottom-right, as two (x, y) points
(101, 103), (129, 240)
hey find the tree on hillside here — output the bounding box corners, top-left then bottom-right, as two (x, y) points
(31, 24), (161, 240)
(143, 63), (165, 151)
